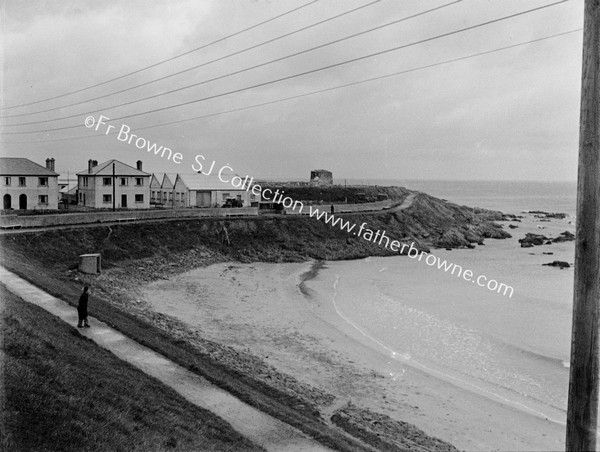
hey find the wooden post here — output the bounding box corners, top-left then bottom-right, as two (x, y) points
(567, 0), (600, 450)
(112, 162), (116, 212)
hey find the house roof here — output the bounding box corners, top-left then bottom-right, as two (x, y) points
(76, 159), (150, 177)
(175, 172), (248, 191)
(151, 173), (177, 189)
(161, 173), (177, 189)
(0, 158), (59, 176)
(59, 182), (78, 194)
(150, 173), (163, 188)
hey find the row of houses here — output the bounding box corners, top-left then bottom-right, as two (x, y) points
(0, 157), (258, 211)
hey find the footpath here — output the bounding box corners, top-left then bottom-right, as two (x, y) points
(0, 267), (332, 452)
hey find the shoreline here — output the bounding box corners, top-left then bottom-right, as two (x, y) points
(0, 193), (571, 451)
(139, 246), (567, 451)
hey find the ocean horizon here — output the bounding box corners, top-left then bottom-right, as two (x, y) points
(260, 178), (578, 217)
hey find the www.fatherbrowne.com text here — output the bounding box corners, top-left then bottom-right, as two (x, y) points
(85, 115), (515, 298)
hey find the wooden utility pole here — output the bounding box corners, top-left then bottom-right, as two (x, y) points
(112, 162), (116, 212)
(567, 1), (600, 450)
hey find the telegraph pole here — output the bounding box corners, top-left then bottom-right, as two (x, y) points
(567, 0), (600, 450)
(112, 162), (116, 212)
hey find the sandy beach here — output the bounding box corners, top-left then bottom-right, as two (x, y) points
(141, 214), (573, 451)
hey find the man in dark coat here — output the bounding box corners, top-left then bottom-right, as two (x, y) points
(77, 286), (90, 328)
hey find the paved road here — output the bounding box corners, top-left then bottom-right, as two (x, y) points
(0, 193), (418, 235)
(0, 267), (333, 452)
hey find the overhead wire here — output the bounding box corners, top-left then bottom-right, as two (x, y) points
(2, 0), (462, 127)
(1, 0), (382, 119)
(0, 28), (581, 144)
(0, 0), (571, 135)
(1, 0), (321, 110)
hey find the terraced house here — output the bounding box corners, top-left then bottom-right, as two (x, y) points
(77, 159), (150, 209)
(0, 157), (59, 210)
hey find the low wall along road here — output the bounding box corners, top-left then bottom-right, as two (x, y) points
(0, 206), (259, 229)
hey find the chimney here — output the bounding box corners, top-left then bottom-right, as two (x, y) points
(88, 159), (94, 173)
(136, 160), (142, 171)
(50, 158), (55, 172)
(46, 158), (51, 170)
(92, 160), (98, 167)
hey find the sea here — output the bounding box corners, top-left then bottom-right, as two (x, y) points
(306, 179), (578, 426)
(345, 179), (578, 216)
(148, 179), (579, 445)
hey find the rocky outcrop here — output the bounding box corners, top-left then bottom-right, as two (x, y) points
(553, 231), (575, 243)
(543, 261), (571, 269)
(519, 231), (575, 248)
(529, 211), (568, 219)
(519, 233), (548, 247)
(401, 193), (510, 249)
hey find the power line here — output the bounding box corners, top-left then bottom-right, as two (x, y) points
(1, 0), (321, 110)
(1, 0), (382, 120)
(0, 0), (571, 136)
(3, 0), (462, 127)
(0, 28), (581, 145)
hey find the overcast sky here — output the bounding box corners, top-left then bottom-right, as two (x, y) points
(1, 0), (584, 182)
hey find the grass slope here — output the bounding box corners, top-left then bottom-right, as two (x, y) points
(0, 285), (263, 452)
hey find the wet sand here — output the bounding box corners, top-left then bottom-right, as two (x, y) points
(141, 220), (568, 451)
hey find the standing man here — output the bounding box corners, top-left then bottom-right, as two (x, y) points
(77, 286), (90, 328)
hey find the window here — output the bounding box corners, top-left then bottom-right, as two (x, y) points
(18, 177), (26, 187)
(120, 177), (128, 186)
(38, 195), (48, 204)
(135, 178), (143, 186)
(103, 177), (112, 186)
(151, 190), (156, 200)
(38, 177), (48, 186)
(103, 194), (112, 203)
(82, 176), (89, 187)
(135, 194), (144, 203)
(4, 177), (11, 186)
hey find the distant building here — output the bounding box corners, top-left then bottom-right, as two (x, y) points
(60, 181), (78, 205)
(310, 169), (333, 186)
(161, 174), (177, 207)
(0, 157), (59, 210)
(172, 172), (257, 208)
(77, 159), (150, 209)
(149, 173), (177, 207)
(149, 173), (162, 206)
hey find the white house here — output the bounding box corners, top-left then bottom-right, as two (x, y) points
(172, 173), (257, 208)
(0, 157), (59, 210)
(77, 159), (150, 209)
